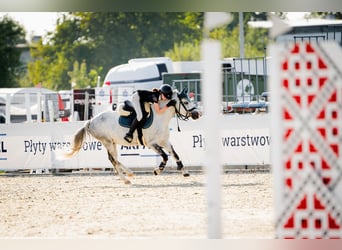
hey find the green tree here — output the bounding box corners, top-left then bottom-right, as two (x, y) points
(165, 41), (201, 61)
(306, 12), (342, 19)
(211, 12), (269, 58)
(67, 60), (98, 88)
(73, 12), (203, 73)
(27, 14), (101, 90)
(28, 43), (70, 90)
(165, 12), (269, 61)
(0, 15), (26, 87)
(28, 12), (203, 90)
(27, 12), (270, 90)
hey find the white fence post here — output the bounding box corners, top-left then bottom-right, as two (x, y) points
(24, 92), (31, 122)
(202, 39), (223, 239)
(5, 93), (10, 124)
(37, 93), (42, 123)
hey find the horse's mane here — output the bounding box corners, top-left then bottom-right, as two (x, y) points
(172, 89), (179, 98)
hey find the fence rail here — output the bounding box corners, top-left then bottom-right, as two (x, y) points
(170, 56), (269, 114)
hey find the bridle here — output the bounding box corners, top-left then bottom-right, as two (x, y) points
(168, 88), (199, 132)
(174, 94), (197, 121)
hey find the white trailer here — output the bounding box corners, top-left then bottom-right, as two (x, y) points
(103, 57), (173, 107)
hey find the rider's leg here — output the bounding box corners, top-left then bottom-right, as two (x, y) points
(124, 93), (142, 143)
(124, 118), (139, 143)
(132, 93), (143, 121)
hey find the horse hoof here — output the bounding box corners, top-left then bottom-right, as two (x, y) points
(124, 179), (131, 185)
(154, 169), (160, 175)
(183, 172), (190, 177)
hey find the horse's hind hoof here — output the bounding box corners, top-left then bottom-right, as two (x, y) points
(183, 172), (190, 177)
(124, 179), (131, 185)
(154, 166), (164, 175)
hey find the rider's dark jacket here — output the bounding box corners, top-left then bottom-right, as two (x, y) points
(137, 90), (160, 104)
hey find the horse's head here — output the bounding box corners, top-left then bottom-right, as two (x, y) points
(172, 88), (201, 120)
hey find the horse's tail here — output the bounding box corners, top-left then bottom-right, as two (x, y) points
(64, 121), (90, 158)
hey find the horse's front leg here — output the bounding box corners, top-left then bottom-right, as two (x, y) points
(166, 143), (190, 177)
(154, 143), (190, 177)
(151, 144), (168, 175)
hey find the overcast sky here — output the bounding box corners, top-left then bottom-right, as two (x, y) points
(0, 12), (60, 40)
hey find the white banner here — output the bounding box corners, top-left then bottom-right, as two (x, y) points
(0, 114), (271, 170)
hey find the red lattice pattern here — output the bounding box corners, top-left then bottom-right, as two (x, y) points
(275, 42), (342, 238)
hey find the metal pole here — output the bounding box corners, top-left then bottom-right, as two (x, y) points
(239, 12), (245, 58)
(84, 92), (89, 120)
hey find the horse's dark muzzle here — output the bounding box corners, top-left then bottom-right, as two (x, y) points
(191, 110), (200, 120)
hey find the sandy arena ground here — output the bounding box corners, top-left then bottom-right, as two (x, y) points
(0, 170), (274, 238)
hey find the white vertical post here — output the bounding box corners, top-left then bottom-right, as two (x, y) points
(97, 76), (101, 87)
(37, 93), (42, 123)
(25, 92), (32, 123)
(201, 39), (223, 238)
(84, 92), (89, 120)
(42, 94), (47, 122)
(48, 100), (54, 122)
(5, 94), (11, 124)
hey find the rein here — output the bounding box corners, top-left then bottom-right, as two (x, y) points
(173, 94), (196, 132)
(175, 96), (191, 121)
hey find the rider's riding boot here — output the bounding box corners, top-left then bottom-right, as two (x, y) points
(124, 118), (139, 143)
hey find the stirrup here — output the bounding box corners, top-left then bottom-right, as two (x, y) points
(124, 134), (133, 143)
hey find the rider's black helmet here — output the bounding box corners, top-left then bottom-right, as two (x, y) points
(160, 84), (173, 100)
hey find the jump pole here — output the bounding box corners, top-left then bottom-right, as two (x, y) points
(201, 39), (223, 238)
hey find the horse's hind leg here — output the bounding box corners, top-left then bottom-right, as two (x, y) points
(107, 152), (131, 184)
(117, 160), (134, 177)
(105, 143), (131, 184)
(109, 142), (134, 177)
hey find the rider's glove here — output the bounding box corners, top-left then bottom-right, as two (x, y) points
(166, 99), (176, 107)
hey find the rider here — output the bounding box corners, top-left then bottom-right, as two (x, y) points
(124, 84), (176, 143)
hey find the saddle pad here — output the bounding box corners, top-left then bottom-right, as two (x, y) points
(118, 110), (154, 129)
